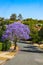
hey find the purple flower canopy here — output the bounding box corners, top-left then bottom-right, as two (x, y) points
(2, 22), (30, 41)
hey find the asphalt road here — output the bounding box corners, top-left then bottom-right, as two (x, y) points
(4, 42), (43, 65)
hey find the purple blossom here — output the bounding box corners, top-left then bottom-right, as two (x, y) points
(2, 22), (31, 41)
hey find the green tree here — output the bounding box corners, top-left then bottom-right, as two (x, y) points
(0, 25), (6, 41)
(18, 14), (22, 20)
(10, 14), (17, 21)
(0, 17), (4, 21)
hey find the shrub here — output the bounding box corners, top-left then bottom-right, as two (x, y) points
(30, 29), (40, 43)
(38, 26), (43, 41)
(0, 42), (2, 51)
(2, 40), (11, 51)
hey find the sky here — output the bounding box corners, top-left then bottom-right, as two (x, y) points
(0, 0), (43, 19)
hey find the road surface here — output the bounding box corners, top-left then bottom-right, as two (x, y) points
(4, 42), (43, 65)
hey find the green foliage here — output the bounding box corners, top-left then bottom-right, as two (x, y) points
(0, 17), (4, 21)
(22, 18), (43, 43)
(0, 15), (43, 44)
(22, 18), (38, 31)
(0, 25), (6, 41)
(38, 26), (43, 41)
(0, 41), (11, 51)
(0, 42), (2, 51)
(2, 40), (11, 51)
(10, 14), (17, 21)
(18, 14), (22, 20)
(30, 30), (40, 43)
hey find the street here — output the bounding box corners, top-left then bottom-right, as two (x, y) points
(4, 42), (43, 65)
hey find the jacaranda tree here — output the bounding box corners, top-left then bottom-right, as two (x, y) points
(2, 22), (30, 50)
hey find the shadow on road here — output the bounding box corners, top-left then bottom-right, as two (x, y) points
(20, 45), (43, 53)
(20, 49), (43, 53)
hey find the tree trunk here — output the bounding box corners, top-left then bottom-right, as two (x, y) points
(14, 40), (17, 50)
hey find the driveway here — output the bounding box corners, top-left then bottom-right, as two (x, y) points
(4, 42), (43, 65)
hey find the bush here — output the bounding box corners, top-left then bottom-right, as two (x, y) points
(1, 40), (11, 51)
(0, 42), (2, 51)
(2, 42), (11, 51)
(38, 26), (43, 41)
(30, 29), (40, 43)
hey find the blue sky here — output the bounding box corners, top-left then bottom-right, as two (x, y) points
(0, 0), (43, 19)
